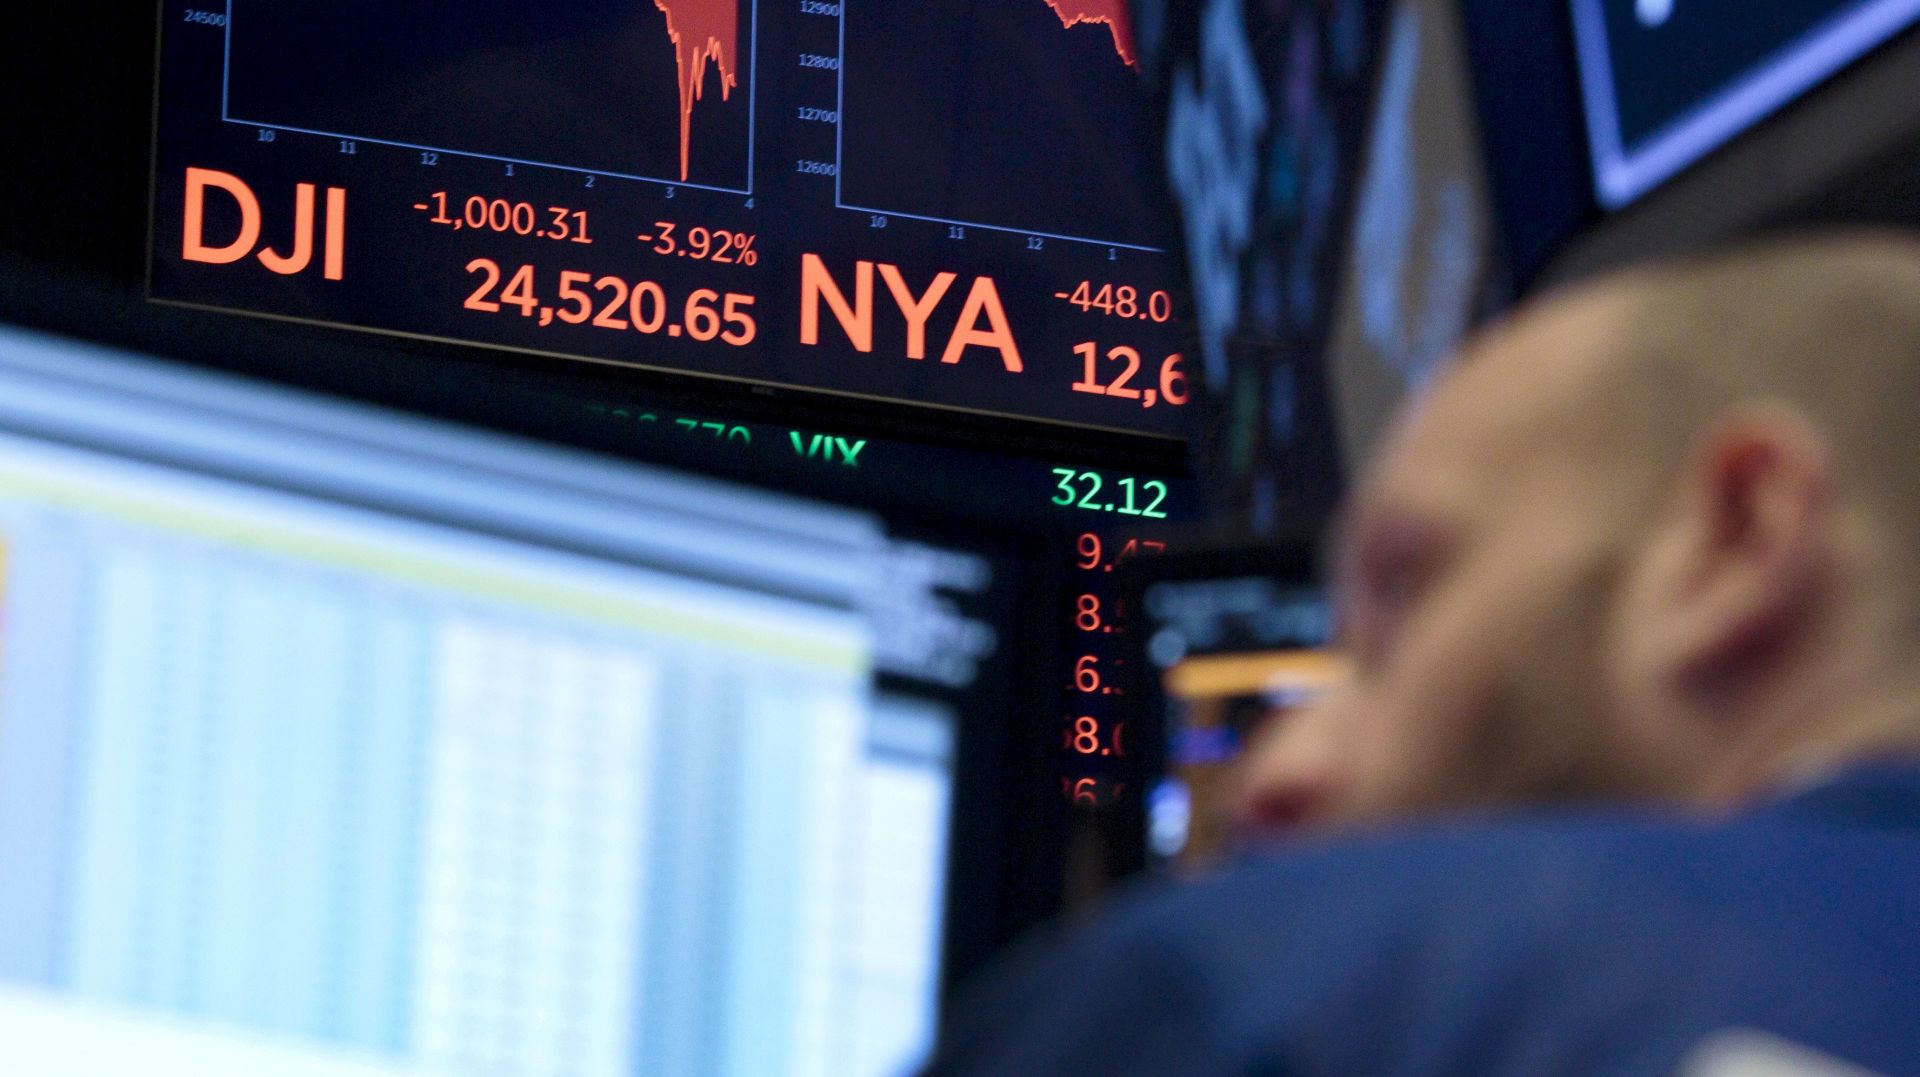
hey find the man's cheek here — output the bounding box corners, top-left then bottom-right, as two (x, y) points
(1339, 687), (1462, 819)
(1365, 635), (1509, 813)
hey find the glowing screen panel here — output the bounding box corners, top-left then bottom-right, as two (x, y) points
(0, 325), (953, 1077)
(148, 0), (1187, 437)
(1571, 0), (1920, 207)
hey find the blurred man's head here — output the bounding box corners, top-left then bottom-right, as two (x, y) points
(1237, 232), (1920, 834)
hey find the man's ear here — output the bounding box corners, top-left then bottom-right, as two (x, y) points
(1653, 408), (1832, 691)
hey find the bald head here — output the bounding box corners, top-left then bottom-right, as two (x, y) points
(1523, 232), (1920, 559)
(1238, 232), (1920, 836)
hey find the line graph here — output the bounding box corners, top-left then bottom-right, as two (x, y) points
(220, 0), (756, 193)
(835, 0), (1163, 250)
(1042, 0), (1137, 67)
(654, 0), (739, 182)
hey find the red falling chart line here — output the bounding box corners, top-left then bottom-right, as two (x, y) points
(1042, 0), (1138, 67)
(652, 0), (739, 182)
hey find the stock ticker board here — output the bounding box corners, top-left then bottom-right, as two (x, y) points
(149, 0), (1191, 439)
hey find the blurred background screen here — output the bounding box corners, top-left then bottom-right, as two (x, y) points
(0, 324), (967, 1077)
(1128, 0), (1500, 538)
(1569, 0), (1920, 208)
(1131, 0), (1920, 540)
(1118, 543), (1333, 872)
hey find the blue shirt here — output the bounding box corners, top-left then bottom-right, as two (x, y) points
(925, 763), (1920, 1075)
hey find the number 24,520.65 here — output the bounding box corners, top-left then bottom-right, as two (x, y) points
(463, 259), (756, 345)
(1051, 469), (1170, 519)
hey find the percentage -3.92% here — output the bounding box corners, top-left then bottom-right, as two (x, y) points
(637, 222), (759, 266)
(413, 192), (593, 244)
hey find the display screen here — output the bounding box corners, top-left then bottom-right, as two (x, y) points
(148, 0), (1189, 438)
(1130, 0), (1387, 534)
(0, 323), (987, 1076)
(1571, 0), (1920, 207)
(1115, 545), (1334, 871)
(1324, 0), (1493, 462)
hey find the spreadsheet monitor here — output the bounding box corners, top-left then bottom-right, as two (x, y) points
(0, 324), (952, 1077)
